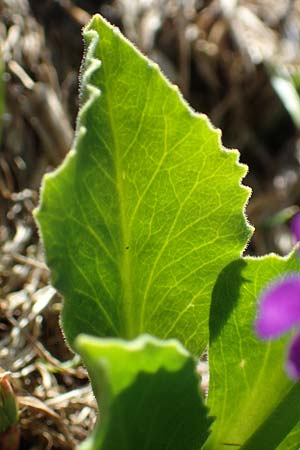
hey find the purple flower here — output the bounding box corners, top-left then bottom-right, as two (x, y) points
(255, 213), (300, 380)
(255, 274), (300, 380)
(255, 211), (300, 379)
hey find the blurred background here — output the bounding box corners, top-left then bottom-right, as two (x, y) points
(0, 1), (300, 449)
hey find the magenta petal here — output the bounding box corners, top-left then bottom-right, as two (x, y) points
(255, 274), (300, 339)
(286, 334), (300, 380)
(291, 213), (300, 243)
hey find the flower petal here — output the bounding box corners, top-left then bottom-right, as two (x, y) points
(291, 212), (300, 243)
(286, 333), (300, 380)
(255, 274), (300, 339)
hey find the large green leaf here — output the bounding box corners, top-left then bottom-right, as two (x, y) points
(240, 383), (300, 450)
(206, 252), (300, 450)
(35, 14), (252, 352)
(76, 334), (212, 450)
(276, 425), (300, 450)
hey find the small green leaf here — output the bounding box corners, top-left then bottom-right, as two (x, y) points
(206, 252), (300, 450)
(271, 72), (300, 129)
(240, 383), (300, 450)
(35, 14), (252, 353)
(0, 373), (18, 433)
(76, 334), (212, 450)
(276, 424), (300, 450)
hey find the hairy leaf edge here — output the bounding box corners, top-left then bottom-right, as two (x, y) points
(34, 13), (254, 252)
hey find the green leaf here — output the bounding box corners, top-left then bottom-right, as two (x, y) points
(75, 334), (212, 450)
(35, 14), (252, 353)
(206, 252), (300, 450)
(276, 424), (300, 450)
(271, 72), (300, 129)
(0, 374), (18, 433)
(240, 383), (300, 450)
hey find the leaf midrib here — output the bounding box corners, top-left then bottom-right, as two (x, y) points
(99, 32), (134, 338)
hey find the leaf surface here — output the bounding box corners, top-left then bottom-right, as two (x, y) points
(35, 14), (251, 352)
(76, 334), (211, 450)
(276, 425), (300, 450)
(206, 252), (300, 450)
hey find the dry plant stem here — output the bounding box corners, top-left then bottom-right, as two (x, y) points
(8, 60), (73, 165)
(19, 396), (76, 448)
(0, 425), (20, 450)
(176, 4), (191, 99)
(11, 253), (49, 271)
(59, 0), (91, 25)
